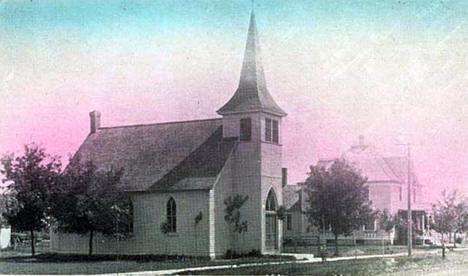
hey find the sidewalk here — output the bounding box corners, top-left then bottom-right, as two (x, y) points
(1, 248), (462, 276)
(109, 250), (440, 276)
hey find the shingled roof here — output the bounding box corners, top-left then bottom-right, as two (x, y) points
(283, 185), (301, 210)
(73, 118), (237, 192)
(317, 142), (419, 186)
(342, 145), (401, 183)
(217, 11), (286, 117)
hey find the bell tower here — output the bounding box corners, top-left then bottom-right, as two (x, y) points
(217, 7), (287, 254)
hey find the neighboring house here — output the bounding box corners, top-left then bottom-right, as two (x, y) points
(283, 183), (313, 239)
(0, 227), (10, 249)
(283, 137), (429, 245)
(0, 194), (11, 249)
(51, 9), (287, 258)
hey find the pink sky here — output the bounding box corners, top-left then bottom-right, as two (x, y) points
(1, 0), (467, 202)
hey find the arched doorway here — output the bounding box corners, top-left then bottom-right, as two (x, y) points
(265, 189), (278, 250)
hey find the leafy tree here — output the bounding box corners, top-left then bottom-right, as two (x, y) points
(429, 190), (468, 247)
(160, 221), (172, 256)
(0, 194), (9, 227)
(430, 190), (457, 246)
(276, 205), (287, 221)
(194, 211), (203, 254)
(304, 159), (375, 256)
(1, 144), (61, 256)
(224, 195), (248, 252)
(453, 198), (468, 246)
(50, 159), (131, 256)
(224, 195), (248, 234)
(377, 209), (398, 249)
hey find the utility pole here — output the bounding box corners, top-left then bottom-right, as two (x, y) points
(397, 142), (412, 256)
(406, 144), (412, 256)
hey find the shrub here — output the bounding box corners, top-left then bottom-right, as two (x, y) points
(223, 249), (262, 259)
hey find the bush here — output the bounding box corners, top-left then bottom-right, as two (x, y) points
(2, 253), (211, 263)
(455, 237), (463, 244)
(223, 249), (262, 259)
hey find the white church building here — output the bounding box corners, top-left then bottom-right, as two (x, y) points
(51, 9), (287, 258)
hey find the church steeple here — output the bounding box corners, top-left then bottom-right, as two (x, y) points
(217, 8), (287, 117)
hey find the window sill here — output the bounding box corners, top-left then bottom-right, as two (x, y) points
(262, 141), (282, 146)
(166, 233), (179, 237)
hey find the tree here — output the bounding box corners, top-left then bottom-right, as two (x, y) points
(454, 198), (468, 246)
(194, 211), (203, 254)
(50, 159), (131, 256)
(224, 195), (248, 254)
(429, 190), (463, 247)
(377, 209), (398, 251)
(0, 194), (9, 227)
(1, 144), (61, 256)
(160, 221), (172, 256)
(304, 159), (375, 256)
(276, 205), (287, 221)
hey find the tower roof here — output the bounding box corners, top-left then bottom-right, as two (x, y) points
(217, 10), (287, 117)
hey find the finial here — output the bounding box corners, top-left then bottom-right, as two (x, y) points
(251, 0), (255, 11)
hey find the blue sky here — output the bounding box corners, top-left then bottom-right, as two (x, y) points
(2, 0), (467, 39)
(1, 0), (468, 198)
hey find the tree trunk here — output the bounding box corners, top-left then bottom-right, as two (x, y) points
(88, 230), (94, 256)
(442, 233), (446, 259)
(382, 237), (385, 255)
(194, 226), (197, 255)
(334, 234), (339, 256)
(30, 230), (35, 256)
(453, 232), (457, 248)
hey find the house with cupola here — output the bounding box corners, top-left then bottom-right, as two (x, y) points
(283, 137), (429, 245)
(51, 8), (287, 258)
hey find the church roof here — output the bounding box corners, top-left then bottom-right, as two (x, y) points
(73, 118), (236, 192)
(217, 11), (286, 117)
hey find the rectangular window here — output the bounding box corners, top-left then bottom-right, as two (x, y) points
(286, 214), (292, 230)
(240, 118), (251, 141)
(272, 120), (279, 143)
(265, 118), (272, 142)
(364, 219), (376, 231)
(265, 118), (279, 143)
(413, 188), (416, 202)
(399, 186), (402, 201)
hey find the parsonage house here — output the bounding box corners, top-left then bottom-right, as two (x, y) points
(51, 10), (287, 258)
(283, 137), (430, 246)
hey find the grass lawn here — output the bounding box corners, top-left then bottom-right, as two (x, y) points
(284, 244), (417, 257)
(180, 250), (468, 275)
(0, 252), (295, 275)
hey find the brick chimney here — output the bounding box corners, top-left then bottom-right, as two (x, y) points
(89, 111), (101, 133)
(282, 168), (288, 187)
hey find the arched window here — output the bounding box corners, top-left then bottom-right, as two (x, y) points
(266, 189), (277, 211)
(167, 197), (177, 232)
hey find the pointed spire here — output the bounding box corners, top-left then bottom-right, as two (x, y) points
(238, 8), (266, 92)
(217, 6), (286, 117)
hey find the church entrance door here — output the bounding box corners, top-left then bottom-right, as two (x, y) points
(265, 213), (277, 250)
(265, 189), (278, 251)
